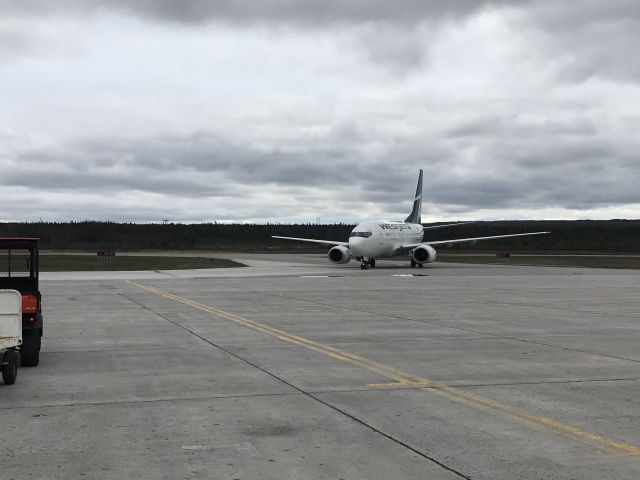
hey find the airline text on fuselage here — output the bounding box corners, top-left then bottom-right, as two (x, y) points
(379, 223), (413, 231)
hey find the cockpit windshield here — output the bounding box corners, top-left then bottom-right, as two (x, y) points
(349, 231), (372, 238)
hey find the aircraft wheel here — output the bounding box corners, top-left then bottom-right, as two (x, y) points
(369, 259), (376, 268)
(410, 259), (416, 268)
(418, 263), (424, 268)
(360, 262), (368, 270)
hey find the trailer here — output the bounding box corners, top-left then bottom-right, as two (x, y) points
(0, 290), (22, 385)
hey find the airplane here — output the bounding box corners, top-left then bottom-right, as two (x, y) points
(273, 170), (549, 270)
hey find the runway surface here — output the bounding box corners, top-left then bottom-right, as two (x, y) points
(2, 255), (640, 479)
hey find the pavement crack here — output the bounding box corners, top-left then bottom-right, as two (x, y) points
(2, 392), (303, 411)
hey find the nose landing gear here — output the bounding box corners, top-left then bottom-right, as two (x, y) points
(360, 258), (376, 270)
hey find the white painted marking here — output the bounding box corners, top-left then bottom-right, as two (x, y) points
(391, 274), (428, 277)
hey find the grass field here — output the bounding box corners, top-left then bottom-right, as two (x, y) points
(438, 254), (640, 269)
(39, 255), (244, 271)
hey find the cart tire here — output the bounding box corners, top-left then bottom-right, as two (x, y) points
(21, 332), (40, 367)
(2, 351), (18, 385)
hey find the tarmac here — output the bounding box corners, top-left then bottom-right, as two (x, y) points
(2, 254), (640, 479)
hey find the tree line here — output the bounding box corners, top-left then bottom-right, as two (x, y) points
(0, 220), (639, 253)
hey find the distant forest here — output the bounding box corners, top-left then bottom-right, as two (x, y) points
(1, 220), (639, 253)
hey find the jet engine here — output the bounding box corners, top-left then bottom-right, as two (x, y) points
(412, 245), (437, 264)
(328, 246), (351, 264)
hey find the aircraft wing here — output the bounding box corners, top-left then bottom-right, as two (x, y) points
(272, 236), (348, 247)
(422, 221), (476, 231)
(401, 231), (550, 250)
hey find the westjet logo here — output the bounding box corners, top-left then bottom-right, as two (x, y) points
(379, 224), (412, 231)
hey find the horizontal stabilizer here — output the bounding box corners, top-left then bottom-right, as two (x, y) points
(422, 221), (476, 231)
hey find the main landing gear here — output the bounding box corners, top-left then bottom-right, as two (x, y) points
(410, 259), (424, 268)
(360, 258), (376, 270)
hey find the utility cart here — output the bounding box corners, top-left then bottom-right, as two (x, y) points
(0, 238), (43, 366)
(0, 289), (22, 385)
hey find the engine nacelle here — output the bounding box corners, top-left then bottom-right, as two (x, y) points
(328, 245), (351, 264)
(412, 245), (437, 264)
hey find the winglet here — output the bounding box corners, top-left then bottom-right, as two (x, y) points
(404, 169), (423, 224)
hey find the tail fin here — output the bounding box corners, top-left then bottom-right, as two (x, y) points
(404, 169), (423, 224)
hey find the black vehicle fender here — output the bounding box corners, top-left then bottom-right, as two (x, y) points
(22, 312), (43, 332)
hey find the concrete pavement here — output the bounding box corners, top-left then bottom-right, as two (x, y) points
(2, 256), (639, 479)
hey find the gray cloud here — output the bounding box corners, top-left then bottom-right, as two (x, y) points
(3, 1), (636, 32)
(3, 112), (637, 221)
(3, 0), (639, 79)
(512, 1), (640, 82)
(3, 132), (407, 194)
(0, 25), (32, 59)
(0, 1), (519, 25)
(1, 1), (639, 222)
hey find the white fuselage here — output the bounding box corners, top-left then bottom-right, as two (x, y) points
(348, 221), (424, 259)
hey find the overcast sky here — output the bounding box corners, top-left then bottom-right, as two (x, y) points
(1, 1), (639, 223)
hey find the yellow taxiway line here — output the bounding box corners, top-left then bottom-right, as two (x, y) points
(128, 280), (640, 458)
